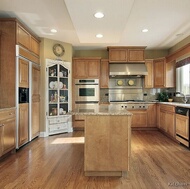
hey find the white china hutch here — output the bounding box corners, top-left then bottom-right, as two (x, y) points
(46, 59), (73, 135)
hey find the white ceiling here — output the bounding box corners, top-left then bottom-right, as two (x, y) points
(0, 0), (190, 50)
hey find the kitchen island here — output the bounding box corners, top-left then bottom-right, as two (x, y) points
(70, 106), (132, 177)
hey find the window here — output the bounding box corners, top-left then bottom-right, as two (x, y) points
(176, 57), (190, 95)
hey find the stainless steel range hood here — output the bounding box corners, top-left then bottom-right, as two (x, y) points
(109, 63), (148, 77)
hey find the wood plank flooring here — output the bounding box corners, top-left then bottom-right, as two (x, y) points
(0, 130), (190, 189)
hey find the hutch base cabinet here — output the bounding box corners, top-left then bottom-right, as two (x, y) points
(46, 59), (73, 135)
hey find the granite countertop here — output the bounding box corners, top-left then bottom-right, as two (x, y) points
(69, 106), (132, 116)
(158, 102), (190, 108)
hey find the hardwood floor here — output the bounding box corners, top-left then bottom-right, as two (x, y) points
(0, 130), (190, 189)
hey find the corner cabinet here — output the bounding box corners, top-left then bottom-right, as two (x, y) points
(46, 59), (73, 135)
(154, 57), (175, 88)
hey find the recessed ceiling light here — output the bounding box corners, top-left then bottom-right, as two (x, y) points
(51, 29), (57, 33)
(142, 28), (148, 33)
(96, 34), (103, 38)
(94, 12), (104, 18)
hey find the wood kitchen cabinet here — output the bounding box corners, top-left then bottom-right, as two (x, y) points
(154, 57), (175, 88)
(19, 58), (29, 88)
(31, 64), (40, 139)
(18, 103), (29, 147)
(156, 104), (160, 128)
(130, 110), (147, 127)
(154, 58), (165, 88)
(176, 114), (189, 139)
(147, 104), (156, 127)
(0, 108), (16, 157)
(0, 20), (16, 109)
(144, 59), (154, 88)
(73, 115), (85, 131)
(108, 46), (146, 63)
(159, 104), (175, 138)
(73, 57), (101, 79)
(17, 22), (40, 57)
(100, 59), (109, 88)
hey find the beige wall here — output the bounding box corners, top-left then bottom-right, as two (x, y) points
(40, 38), (73, 133)
(145, 50), (168, 59)
(73, 49), (108, 58)
(169, 36), (190, 54)
(73, 49), (168, 59)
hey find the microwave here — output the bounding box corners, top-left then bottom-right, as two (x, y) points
(75, 79), (99, 103)
(19, 87), (29, 103)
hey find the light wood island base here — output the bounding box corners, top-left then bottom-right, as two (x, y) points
(84, 114), (132, 177)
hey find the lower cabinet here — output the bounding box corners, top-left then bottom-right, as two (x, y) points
(73, 115), (85, 130)
(0, 108), (16, 157)
(18, 103), (29, 147)
(130, 110), (147, 127)
(159, 104), (175, 138)
(47, 116), (72, 135)
(130, 104), (156, 128)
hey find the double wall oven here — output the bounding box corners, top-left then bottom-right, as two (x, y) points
(74, 79), (99, 112)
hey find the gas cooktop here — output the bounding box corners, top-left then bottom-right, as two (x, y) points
(110, 100), (145, 102)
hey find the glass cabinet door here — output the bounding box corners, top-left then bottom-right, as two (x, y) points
(59, 64), (69, 115)
(48, 62), (70, 116)
(48, 64), (58, 116)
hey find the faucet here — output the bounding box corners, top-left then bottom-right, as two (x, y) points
(176, 92), (189, 103)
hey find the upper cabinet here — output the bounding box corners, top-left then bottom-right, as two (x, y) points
(108, 46), (146, 63)
(19, 58), (29, 88)
(154, 57), (175, 88)
(144, 59), (154, 88)
(100, 59), (109, 88)
(16, 22), (40, 57)
(73, 57), (101, 79)
(154, 58), (165, 88)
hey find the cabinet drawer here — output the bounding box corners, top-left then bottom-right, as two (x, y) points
(0, 109), (16, 121)
(160, 104), (175, 112)
(49, 123), (68, 132)
(48, 116), (69, 125)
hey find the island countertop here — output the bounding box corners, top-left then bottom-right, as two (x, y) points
(69, 105), (133, 116)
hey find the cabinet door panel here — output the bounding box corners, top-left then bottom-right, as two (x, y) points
(109, 49), (127, 62)
(19, 103), (29, 146)
(154, 58), (165, 88)
(128, 49), (144, 62)
(130, 110), (147, 127)
(19, 58), (29, 88)
(73, 60), (87, 78)
(2, 118), (16, 155)
(147, 104), (156, 127)
(166, 112), (175, 137)
(32, 65), (40, 139)
(100, 59), (109, 88)
(31, 36), (40, 56)
(88, 60), (100, 78)
(176, 114), (189, 139)
(17, 24), (30, 50)
(145, 59), (154, 88)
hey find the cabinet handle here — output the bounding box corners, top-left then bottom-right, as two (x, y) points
(0, 124), (5, 127)
(9, 113), (13, 115)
